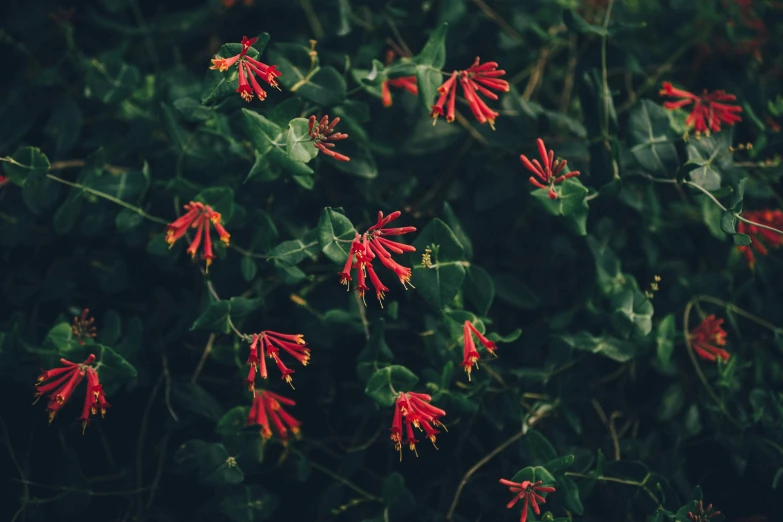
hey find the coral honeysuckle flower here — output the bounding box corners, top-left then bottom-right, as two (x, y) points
(246, 389), (301, 443)
(461, 320), (498, 380)
(659, 82), (742, 134)
(390, 391), (447, 460)
(35, 354), (110, 432)
(165, 202), (230, 271)
(737, 210), (783, 268)
(499, 478), (556, 522)
(687, 500), (721, 521)
(338, 210), (416, 305)
(72, 308), (97, 346)
(431, 58), (508, 127)
(308, 115), (350, 162)
(520, 138), (581, 200)
(0, 174), (8, 186)
(245, 331), (310, 389)
(209, 35), (281, 103)
(381, 50), (418, 108)
(689, 315), (730, 362)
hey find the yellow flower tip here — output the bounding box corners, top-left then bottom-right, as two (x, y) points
(293, 428), (302, 440)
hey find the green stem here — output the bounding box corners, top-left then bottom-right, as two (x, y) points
(45, 173), (169, 225)
(565, 471), (661, 505)
(601, 0), (615, 139)
(683, 181), (783, 236)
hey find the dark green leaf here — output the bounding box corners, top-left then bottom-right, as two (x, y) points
(317, 208), (357, 263)
(365, 365), (419, 407)
(411, 219), (467, 310)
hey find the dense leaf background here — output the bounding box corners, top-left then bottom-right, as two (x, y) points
(1, 0), (782, 521)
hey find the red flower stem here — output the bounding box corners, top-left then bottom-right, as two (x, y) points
(564, 472), (660, 505)
(445, 429), (526, 521)
(683, 299), (741, 429)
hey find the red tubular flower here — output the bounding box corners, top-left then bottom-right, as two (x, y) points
(246, 390), (301, 443)
(520, 138), (581, 199)
(499, 478), (556, 522)
(390, 391), (447, 460)
(689, 315), (730, 362)
(339, 211), (416, 306)
(165, 202), (231, 271)
(208, 35), (281, 103)
(431, 71), (458, 123)
(382, 50), (418, 108)
(737, 210), (783, 268)
(460, 57), (509, 128)
(72, 308), (97, 346)
(687, 500), (721, 521)
(309, 115), (350, 162)
(461, 320), (498, 380)
(244, 331), (310, 390)
(0, 174), (8, 187)
(659, 82), (743, 134)
(35, 354), (110, 431)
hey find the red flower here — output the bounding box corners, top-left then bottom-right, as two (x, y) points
(689, 315), (730, 362)
(737, 210), (783, 268)
(431, 58), (508, 128)
(246, 389), (301, 443)
(72, 308), (97, 346)
(244, 331), (310, 389)
(687, 500), (721, 521)
(520, 138), (581, 199)
(390, 391), (447, 460)
(0, 174), (8, 187)
(659, 82), (742, 134)
(499, 478), (556, 522)
(461, 320), (498, 380)
(308, 115), (350, 162)
(35, 354), (110, 432)
(209, 35), (281, 103)
(338, 211), (416, 306)
(381, 50), (418, 108)
(165, 201), (231, 271)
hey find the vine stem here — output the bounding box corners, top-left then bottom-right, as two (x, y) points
(682, 299), (742, 429)
(445, 429), (526, 521)
(601, 0), (615, 139)
(692, 294), (783, 334)
(291, 450), (381, 502)
(203, 274), (249, 341)
(564, 472), (661, 505)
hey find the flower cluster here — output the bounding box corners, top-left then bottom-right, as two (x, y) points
(245, 331), (310, 389)
(689, 315), (730, 362)
(339, 211), (416, 305)
(389, 392), (447, 460)
(308, 115), (350, 162)
(687, 500), (721, 521)
(499, 478), (557, 522)
(660, 82), (742, 134)
(382, 50), (418, 107)
(737, 210), (783, 268)
(520, 138), (581, 199)
(461, 320), (498, 380)
(209, 36), (281, 103)
(35, 354), (109, 432)
(165, 201), (231, 270)
(246, 390), (301, 443)
(72, 308), (97, 346)
(431, 57), (509, 128)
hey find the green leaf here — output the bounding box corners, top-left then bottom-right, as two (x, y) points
(242, 109), (314, 180)
(611, 289), (654, 338)
(269, 44), (346, 106)
(559, 475), (584, 515)
(627, 100), (679, 177)
(85, 56), (140, 104)
(493, 274), (540, 310)
(563, 9), (608, 36)
(241, 256), (258, 282)
(268, 236), (320, 265)
(221, 485), (278, 522)
(656, 314), (676, 369)
(411, 219), (467, 310)
(4, 146), (50, 187)
(414, 23), (449, 111)
(45, 97), (83, 154)
(216, 406), (251, 437)
(174, 440), (244, 485)
(95, 343), (139, 386)
(525, 429), (558, 463)
(53, 191), (84, 235)
(557, 332), (641, 363)
(382, 472), (405, 506)
(190, 297), (263, 334)
(686, 130), (734, 191)
(442, 202), (473, 260)
(44, 322), (77, 355)
(510, 466), (557, 486)
(365, 365), (419, 407)
(317, 208), (357, 263)
(196, 186), (235, 224)
(531, 178), (589, 217)
(286, 118), (318, 162)
(357, 319), (395, 383)
(488, 328), (522, 344)
(463, 265), (495, 315)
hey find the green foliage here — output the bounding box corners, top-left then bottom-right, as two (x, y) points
(2, 1), (782, 521)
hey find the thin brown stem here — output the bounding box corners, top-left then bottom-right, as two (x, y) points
(446, 429), (526, 520)
(693, 295), (782, 333)
(191, 333), (216, 384)
(470, 0), (523, 41)
(565, 472), (660, 505)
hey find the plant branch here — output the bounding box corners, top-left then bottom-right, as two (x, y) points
(692, 295), (783, 334)
(446, 429), (526, 520)
(565, 472), (660, 505)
